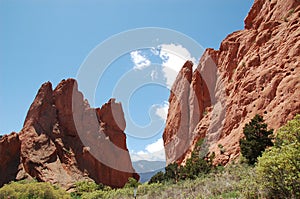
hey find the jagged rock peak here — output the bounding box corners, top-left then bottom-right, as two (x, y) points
(0, 78), (139, 189)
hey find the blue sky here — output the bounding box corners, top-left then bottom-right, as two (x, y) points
(0, 0), (253, 162)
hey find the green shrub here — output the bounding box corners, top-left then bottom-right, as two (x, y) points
(124, 177), (140, 188)
(0, 180), (70, 199)
(240, 114), (273, 165)
(256, 114), (300, 198)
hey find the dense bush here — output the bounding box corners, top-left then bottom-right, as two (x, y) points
(240, 114), (273, 165)
(0, 180), (70, 199)
(164, 162), (180, 182)
(256, 114), (300, 198)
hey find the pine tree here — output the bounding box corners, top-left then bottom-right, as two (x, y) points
(240, 114), (273, 165)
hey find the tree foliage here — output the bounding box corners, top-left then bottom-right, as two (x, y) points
(256, 114), (300, 198)
(240, 114), (273, 165)
(149, 139), (214, 184)
(164, 162), (180, 182)
(179, 139), (213, 180)
(148, 171), (164, 184)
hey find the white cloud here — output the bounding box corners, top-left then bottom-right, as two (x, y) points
(137, 151), (147, 155)
(145, 138), (164, 153)
(155, 101), (169, 121)
(130, 50), (151, 70)
(130, 138), (166, 161)
(159, 44), (197, 88)
(130, 150), (165, 162)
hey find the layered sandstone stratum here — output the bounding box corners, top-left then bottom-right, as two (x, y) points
(0, 79), (139, 189)
(163, 0), (300, 165)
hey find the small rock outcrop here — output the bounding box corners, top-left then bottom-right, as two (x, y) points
(0, 78), (139, 189)
(163, 0), (300, 165)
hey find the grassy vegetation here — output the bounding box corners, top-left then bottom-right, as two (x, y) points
(0, 115), (299, 198)
(70, 164), (257, 199)
(0, 165), (259, 199)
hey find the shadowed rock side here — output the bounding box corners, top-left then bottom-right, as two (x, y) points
(0, 133), (21, 186)
(163, 0), (300, 165)
(0, 78), (139, 189)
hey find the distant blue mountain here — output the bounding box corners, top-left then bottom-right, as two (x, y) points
(132, 160), (166, 183)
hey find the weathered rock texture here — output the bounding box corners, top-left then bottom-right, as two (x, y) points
(0, 78), (138, 189)
(163, 0), (300, 165)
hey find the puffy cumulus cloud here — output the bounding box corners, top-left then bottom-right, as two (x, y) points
(130, 138), (166, 162)
(130, 50), (151, 70)
(154, 101), (169, 121)
(145, 138), (164, 153)
(159, 44), (197, 88)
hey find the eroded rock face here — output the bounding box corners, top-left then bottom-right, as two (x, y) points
(163, 61), (193, 165)
(163, 0), (300, 165)
(0, 78), (138, 189)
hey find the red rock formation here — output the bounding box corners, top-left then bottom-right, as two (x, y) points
(163, 0), (300, 165)
(163, 61), (193, 165)
(0, 133), (21, 186)
(0, 78), (138, 189)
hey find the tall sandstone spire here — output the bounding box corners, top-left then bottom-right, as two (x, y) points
(163, 0), (300, 165)
(0, 78), (139, 189)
